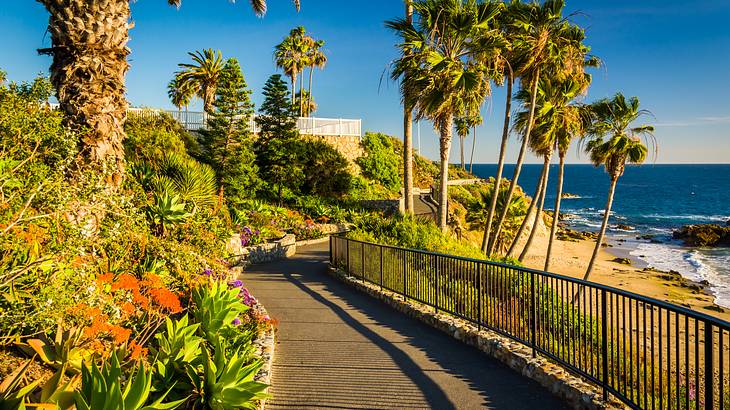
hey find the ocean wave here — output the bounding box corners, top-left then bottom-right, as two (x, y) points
(643, 213), (729, 223)
(630, 243), (730, 308)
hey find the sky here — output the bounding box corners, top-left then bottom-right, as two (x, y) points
(1, 0), (729, 164)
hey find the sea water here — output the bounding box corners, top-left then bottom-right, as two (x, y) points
(470, 164), (730, 307)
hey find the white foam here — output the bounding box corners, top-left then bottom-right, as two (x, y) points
(643, 213), (729, 223)
(630, 243), (730, 308)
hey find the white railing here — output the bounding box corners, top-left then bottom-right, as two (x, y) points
(49, 104), (362, 137)
(130, 107), (362, 137)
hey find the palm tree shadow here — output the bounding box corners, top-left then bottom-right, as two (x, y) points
(253, 246), (566, 410)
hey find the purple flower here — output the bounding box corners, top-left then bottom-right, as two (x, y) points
(263, 315), (271, 321)
(254, 229), (260, 235)
(243, 226), (253, 235)
(232, 318), (241, 326)
(202, 269), (213, 277)
(230, 280), (243, 288)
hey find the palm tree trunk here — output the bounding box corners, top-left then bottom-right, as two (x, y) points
(460, 135), (465, 170)
(506, 157), (547, 257)
(291, 75), (296, 105)
(583, 176), (618, 281)
(487, 69), (540, 255)
(308, 65), (314, 116)
(299, 71), (305, 117)
(518, 152), (553, 262)
(482, 71), (513, 252)
(469, 124), (477, 174)
(437, 114), (454, 232)
(402, 0), (415, 215)
(544, 153), (565, 271)
(39, 0), (131, 187)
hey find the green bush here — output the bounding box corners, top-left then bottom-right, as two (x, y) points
(124, 111), (199, 162)
(297, 139), (352, 198)
(357, 132), (402, 192)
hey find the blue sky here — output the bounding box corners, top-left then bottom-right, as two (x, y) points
(1, 0), (728, 164)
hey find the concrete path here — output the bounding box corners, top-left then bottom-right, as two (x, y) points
(245, 242), (568, 409)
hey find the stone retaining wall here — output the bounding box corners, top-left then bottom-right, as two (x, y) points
(305, 134), (363, 174)
(250, 301), (276, 410)
(227, 234), (296, 265)
(326, 266), (627, 410)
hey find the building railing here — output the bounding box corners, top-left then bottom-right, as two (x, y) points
(129, 108), (362, 137)
(330, 235), (730, 410)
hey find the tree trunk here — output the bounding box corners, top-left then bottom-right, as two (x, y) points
(460, 135), (465, 170)
(437, 114), (454, 232)
(518, 152), (553, 262)
(39, 0), (131, 187)
(402, 0), (415, 215)
(291, 75), (296, 105)
(299, 71), (305, 117)
(469, 124), (477, 174)
(482, 71), (513, 252)
(583, 176), (618, 281)
(308, 66), (314, 116)
(544, 153), (565, 272)
(487, 69), (540, 255)
(506, 157), (547, 257)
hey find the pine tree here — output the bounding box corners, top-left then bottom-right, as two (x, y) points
(204, 58), (260, 206)
(255, 74), (303, 203)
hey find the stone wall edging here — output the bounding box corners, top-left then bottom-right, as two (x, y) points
(250, 299), (276, 409)
(326, 267), (627, 410)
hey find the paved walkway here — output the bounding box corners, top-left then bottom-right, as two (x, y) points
(245, 242), (568, 409)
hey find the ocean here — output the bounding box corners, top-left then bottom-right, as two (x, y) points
(470, 164), (730, 307)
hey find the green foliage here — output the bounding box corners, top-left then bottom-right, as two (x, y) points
(18, 324), (91, 374)
(191, 281), (249, 345)
(75, 351), (184, 410)
(124, 112), (199, 162)
(202, 58), (260, 205)
(150, 315), (203, 396)
(146, 193), (193, 236)
(152, 153), (217, 210)
(357, 132), (402, 192)
(255, 74), (303, 203)
(0, 358), (39, 409)
(189, 343), (267, 409)
(297, 139), (352, 198)
(348, 214), (486, 260)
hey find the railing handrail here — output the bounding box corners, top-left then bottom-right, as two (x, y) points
(334, 234), (730, 331)
(330, 234), (730, 410)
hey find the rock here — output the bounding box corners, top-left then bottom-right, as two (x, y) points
(614, 224), (634, 231)
(704, 305), (725, 313)
(561, 192), (580, 199)
(611, 257), (632, 265)
(672, 224), (730, 247)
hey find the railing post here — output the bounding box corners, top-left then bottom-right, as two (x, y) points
(346, 240), (350, 276)
(361, 242), (365, 282)
(402, 250), (407, 301)
(329, 236), (333, 266)
(477, 263), (482, 332)
(435, 256), (439, 313)
(379, 245), (383, 291)
(705, 322), (714, 409)
(601, 289), (609, 402)
(530, 270), (536, 358)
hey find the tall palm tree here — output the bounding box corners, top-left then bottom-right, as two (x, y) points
(176, 49), (225, 113)
(486, 0), (587, 256)
(36, 0), (300, 186)
(401, 0), (415, 215)
(581, 93), (655, 281)
(455, 117), (470, 170)
(468, 114), (483, 174)
(307, 40), (327, 117)
(543, 78), (591, 271)
(275, 26), (309, 107)
(167, 77), (193, 112)
(387, 0), (503, 232)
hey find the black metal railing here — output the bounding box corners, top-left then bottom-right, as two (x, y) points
(329, 235), (730, 410)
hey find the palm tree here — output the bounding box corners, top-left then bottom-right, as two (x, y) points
(581, 93), (655, 281)
(401, 0), (415, 215)
(468, 114), (483, 174)
(275, 26), (310, 111)
(295, 90), (317, 116)
(307, 39), (327, 117)
(167, 77), (194, 112)
(455, 117), (470, 170)
(543, 78), (591, 271)
(36, 0), (300, 186)
(176, 49), (225, 113)
(387, 0), (503, 232)
(486, 0), (588, 256)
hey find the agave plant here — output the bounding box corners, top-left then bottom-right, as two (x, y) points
(75, 351), (184, 410)
(17, 324), (92, 374)
(187, 343), (268, 409)
(146, 193), (192, 236)
(191, 281), (249, 345)
(0, 358), (38, 409)
(151, 315), (204, 392)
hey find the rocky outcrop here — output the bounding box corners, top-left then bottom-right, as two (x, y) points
(672, 224), (730, 247)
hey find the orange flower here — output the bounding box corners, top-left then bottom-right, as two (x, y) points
(111, 274), (139, 292)
(129, 340), (148, 361)
(121, 302), (136, 315)
(140, 273), (163, 289)
(97, 273), (113, 284)
(109, 325), (131, 344)
(149, 288), (182, 313)
(132, 289), (150, 310)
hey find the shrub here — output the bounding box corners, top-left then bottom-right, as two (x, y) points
(297, 139), (352, 198)
(357, 132), (402, 192)
(124, 111), (199, 162)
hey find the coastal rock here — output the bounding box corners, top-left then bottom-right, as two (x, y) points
(611, 257), (632, 265)
(672, 224), (730, 247)
(614, 224), (634, 231)
(561, 193), (580, 199)
(557, 227), (597, 242)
